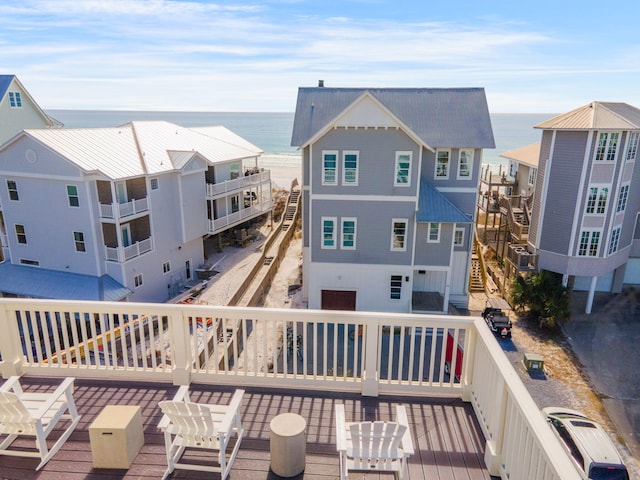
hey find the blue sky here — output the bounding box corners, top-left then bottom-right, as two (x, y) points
(1, 0), (639, 113)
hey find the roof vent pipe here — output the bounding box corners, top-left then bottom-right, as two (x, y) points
(318, 80), (324, 87)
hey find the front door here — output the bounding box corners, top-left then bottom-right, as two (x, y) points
(121, 224), (131, 247)
(116, 182), (128, 204)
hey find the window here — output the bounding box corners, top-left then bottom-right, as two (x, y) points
(595, 132), (619, 161)
(454, 227), (465, 246)
(435, 150), (449, 178)
(134, 274), (143, 288)
(67, 185), (79, 207)
(8, 91), (22, 108)
(391, 219), (408, 251)
(230, 163), (241, 180)
(73, 231), (86, 252)
(528, 168), (537, 186)
(390, 275), (402, 299)
(322, 151), (338, 185)
(342, 151), (358, 185)
(231, 195), (239, 213)
(428, 223), (440, 243)
(608, 227), (621, 255)
(617, 184), (629, 213)
(7, 180), (18, 201)
(15, 224), (27, 244)
(578, 230), (600, 256)
(162, 261), (171, 274)
(457, 149), (473, 179)
(341, 218), (356, 249)
(150, 178), (159, 190)
(586, 186), (608, 214)
(626, 132), (639, 162)
(394, 152), (411, 186)
(321, 217), (336, 249)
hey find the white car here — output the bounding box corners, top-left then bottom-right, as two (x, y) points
(542, 407), (629, 480)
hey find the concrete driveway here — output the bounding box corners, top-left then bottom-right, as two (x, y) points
(561, 288), (640, 464)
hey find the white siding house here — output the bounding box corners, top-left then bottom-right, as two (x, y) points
(0, 121), (271, 302)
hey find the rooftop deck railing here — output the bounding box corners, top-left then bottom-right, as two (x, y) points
(0, 299), (580, 480)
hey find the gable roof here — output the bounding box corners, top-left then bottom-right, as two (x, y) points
(16, 121), (262, 180)
(500, 142), (541, 168)
(291, 87), (495, 149)
(0, 74), (62, 127)
(0, 263), (130, 301)
(535, 102), (640, 130)
(417, 179), (471, 223)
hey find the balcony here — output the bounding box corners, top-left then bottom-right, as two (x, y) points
(99, 197), (149, 220)
(105, 236), (153, 262)
(0, 298), (581, 479)
(206, 170), (270, 199)
(506, 244), (538, 272)
(208, 200), (273, 234)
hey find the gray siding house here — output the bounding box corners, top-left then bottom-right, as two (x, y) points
(292, 85), (495, 313)
(0, 121), (271, 302)
(528, 102), (640, 312)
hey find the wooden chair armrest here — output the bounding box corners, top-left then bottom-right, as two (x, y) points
(395, 405), (414, 455)
(218, 389), (244, 434)
(32, 377), (75, 419)
(0, 376), (23, 393)
(335, 404), (347, 451)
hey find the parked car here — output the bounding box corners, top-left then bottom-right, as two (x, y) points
(481, 307), (512, 338)
(542, 407), (629, 480)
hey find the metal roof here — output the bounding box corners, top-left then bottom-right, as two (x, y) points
(416, 179), (471, 223)
(291, 87), (495, 149)
(19, 121), (263, 180)
(535, 102), (640, 130)
(500, 142), (541, 168)
(0, 74), (15, 100)
(0, 263), (130, 301)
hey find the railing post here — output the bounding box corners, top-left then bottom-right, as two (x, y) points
(0, 305), (23, 378)
(361, 320), (379, 397)
(484, 382), (508, 476)
(169, 308), (192, 386)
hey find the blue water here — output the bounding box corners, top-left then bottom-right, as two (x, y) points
(46, 110), (555, 166)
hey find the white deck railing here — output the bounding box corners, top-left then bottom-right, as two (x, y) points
(206, 170), (271, 198)
(208, 201), (274, 234)
(0, 299), (580, 480)
(99, 197), (149, 220)
(105, 237), (153, 263)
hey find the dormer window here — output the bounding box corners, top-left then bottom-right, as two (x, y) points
(8, 91), (22, 108)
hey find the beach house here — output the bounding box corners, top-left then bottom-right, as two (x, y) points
(0, 121), (271, 302)
(291, 85), (495, 312)
(0, 75), (61, 145)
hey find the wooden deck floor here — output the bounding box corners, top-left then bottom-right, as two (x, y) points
(0, 377), (495, 480)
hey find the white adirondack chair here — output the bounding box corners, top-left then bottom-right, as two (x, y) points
(335, 404), (414, 480)
(158, 386), (245, 480)
(0, 376), (81, 470)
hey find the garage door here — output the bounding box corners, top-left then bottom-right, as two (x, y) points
(321, 290), (356, 310)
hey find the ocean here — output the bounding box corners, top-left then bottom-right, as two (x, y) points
(46, 109), (554, 172)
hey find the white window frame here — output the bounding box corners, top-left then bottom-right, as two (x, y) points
(428, 223), (440, 243)
(394, 151), (412, 186)
(15, 224), (27, 244)
(435, 149), (450, 179)
(585, 185), (609, 215)
(454, 227), (465, 246)
(617, 184), (630, 213)
(340, 217), (357, 250)
(150, 178), (159, 190)
(608, 226), (621, 255)
(134, 273), (143, 288)
(391, 219), (408, 252)
(626, 132), (638, 162)
(594, 132), (620, 161)
(457, 149), (473, 179)
(231, 194), (240, 213)
(8, 91), (22, 108)
(73, 231), (86, 252)
(321, 216), (337, 249)
(342, 151), (359, 186)
(578, 230), (601, 257)
(67, 185), (79, 207)
(7, 179), (19, 201)
(528, 167), (537, 186)
(322, 151), (338, 186)
(162, 261), (171, 274)
(390, 275), (403, 300)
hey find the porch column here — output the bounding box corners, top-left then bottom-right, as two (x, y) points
(585, 276), (597, 314)
(169, 308), (192, 386)
(0, 304), (23, 377)
(361, 321), (379, 397)
(562, 274), (569, 287)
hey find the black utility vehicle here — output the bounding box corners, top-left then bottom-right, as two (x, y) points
(481, 307), (512, 339)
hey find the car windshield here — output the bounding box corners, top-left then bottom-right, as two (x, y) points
(589, 464), (629, 480)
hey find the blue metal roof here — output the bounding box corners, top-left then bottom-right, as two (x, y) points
(417, 179), (471, 223)
(0, 75), (15, 100)
(0, 263), (131, 301)
(291, 87), (495, 149)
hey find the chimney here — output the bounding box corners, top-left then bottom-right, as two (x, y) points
(318, 80), (324, 87)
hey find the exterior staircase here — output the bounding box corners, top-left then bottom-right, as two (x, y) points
(469, 235), (486, 292)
